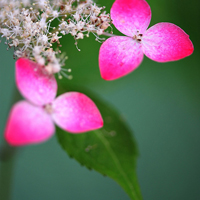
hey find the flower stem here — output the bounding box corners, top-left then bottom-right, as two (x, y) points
(0, 142), (17, 200)
(102, 32), (118, 37)
(0, 88), (21, 200)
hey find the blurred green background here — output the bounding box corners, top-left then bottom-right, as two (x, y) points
(0, 0), (200, 199)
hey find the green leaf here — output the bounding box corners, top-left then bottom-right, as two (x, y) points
(56, 84), (142, 200)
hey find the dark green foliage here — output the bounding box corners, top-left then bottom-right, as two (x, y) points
(56, 84), (142, 200)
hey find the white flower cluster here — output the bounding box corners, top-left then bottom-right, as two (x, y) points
(0, 0), (111, 76)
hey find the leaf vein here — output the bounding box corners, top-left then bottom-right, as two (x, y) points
(95, 130), (138, 200)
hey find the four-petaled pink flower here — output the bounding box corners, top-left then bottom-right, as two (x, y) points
(5, 58), (103, 146)
(99, 0), (194, 80)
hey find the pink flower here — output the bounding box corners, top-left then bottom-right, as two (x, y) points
(99, 0), (194, 80)
(5, 58), (103, 146)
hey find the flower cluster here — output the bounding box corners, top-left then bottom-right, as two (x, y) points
(0, 0), (111, 76)
(1, 0), (194, 146)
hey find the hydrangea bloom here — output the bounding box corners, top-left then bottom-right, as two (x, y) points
(0, 0), (111, 75)
(99, 0), (194, 80)
(5, 58), (103, 146)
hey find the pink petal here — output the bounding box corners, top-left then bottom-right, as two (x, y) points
(16, 58), (57, 106)
(52, 92), (103, 133)
(111, 0), (151, 37)
(142, 22), (194, 62)
(99, 36), (144, 80)
(5, 101), (55, 146)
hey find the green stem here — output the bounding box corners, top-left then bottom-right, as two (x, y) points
(0, 143), (17, 200)
(0, 88), (21, 200)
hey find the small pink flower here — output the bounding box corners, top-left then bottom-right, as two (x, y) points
(99, 0), (194, 80)
(5, 58), (103, 146)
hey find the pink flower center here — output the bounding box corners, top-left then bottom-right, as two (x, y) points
(133, 31), (143, 42)
(43, 103), (54, 114)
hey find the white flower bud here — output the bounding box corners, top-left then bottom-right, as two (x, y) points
(65, 5), (71, 11)
(39, 17), (47, 30)
(77, 32), (84, 39)
(35, 55), (45, 66)
(76, 21), (85, 31)
(33, 46), (42, 56)
(13, 26), (22, 35)
(38, 35), (48, 45)
(12, 39), (19, 47)
(52, 10), (59, 18)
(45, 62), (61, 74)
(73, 13), (80, 21)
(97, 29), (104, 35)
(0, 28), (10, 37)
